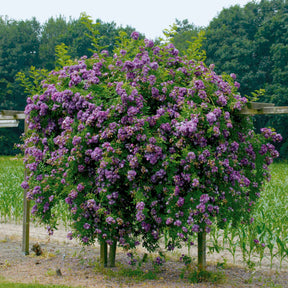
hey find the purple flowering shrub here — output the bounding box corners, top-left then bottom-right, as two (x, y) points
(21, 32), (281, 253)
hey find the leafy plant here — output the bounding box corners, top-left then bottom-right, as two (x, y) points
(19, 22), (281, 268)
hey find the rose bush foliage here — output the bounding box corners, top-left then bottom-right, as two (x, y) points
(21, 32), (281, 252)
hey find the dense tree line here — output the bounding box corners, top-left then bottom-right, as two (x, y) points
(0, 15), (137, 154)
(1, 0), (288, 157)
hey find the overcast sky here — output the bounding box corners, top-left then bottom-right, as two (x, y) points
(2, 0), (254, 39)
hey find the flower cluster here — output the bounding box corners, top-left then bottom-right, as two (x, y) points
(21, 32), (280, 252)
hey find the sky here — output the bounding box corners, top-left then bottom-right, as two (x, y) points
(2, 0), (254, 39)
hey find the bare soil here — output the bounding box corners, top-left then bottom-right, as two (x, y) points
(0, 222), (287, 287)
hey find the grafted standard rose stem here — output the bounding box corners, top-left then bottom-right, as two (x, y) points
(100, 241), (107, 267)
(108, 240), (117, 267)
(198, 230), (206, 271)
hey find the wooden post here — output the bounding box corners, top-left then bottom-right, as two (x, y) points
(22, 119), (30, 255)
(198, 230), (206, 271)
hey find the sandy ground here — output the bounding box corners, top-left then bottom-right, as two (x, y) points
(0, 222), (287, 287)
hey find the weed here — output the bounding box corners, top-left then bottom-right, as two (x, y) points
(45, 268), (56, 276)
(186, 268), (226, 284)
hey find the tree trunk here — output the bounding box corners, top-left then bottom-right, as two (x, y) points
(108, 240), (117, 267)
(197, 230), (206, 271)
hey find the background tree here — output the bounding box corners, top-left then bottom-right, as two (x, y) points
(167, 1), (288, 158)
(169, 19), (204, 56)
(0, 15), (140, 155)
(0, 17), (41, 154)
(203, 0), (288, 157)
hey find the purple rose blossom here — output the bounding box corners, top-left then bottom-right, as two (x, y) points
(36, 175), (43, 181)
(186, 152), (196, 162)
(83, 223), (91, 230)
(206, 112), (217, 125)
(86, 199), (96, 210)
(141, 222), (151, 232)
(224, 111), (230, 120)
(72, 135), (82, 146)
(177, 197), (185, 207)
(217, 94), (227, 106)
(21, 181), (29, 190)
(78, 165), (85, 172)
(71, 206), (77, 214)
(198, 90), (207, 99)
(136, 211), (145, 221)
(196, 203), (206, 213)
(127, 170), (137, 181)
(43, 202), (49, 213)
(205, 226), (211, 233)
(106, 216), (116, 224)
(77, 184), (85, 192)
(47, 226), (54, 236)
(91, 147), (103, 161)
(82, 236), (89, 243)
(31, 186), (41, 196)
(31, 204), (38, 215)
(174, 220), (182, 227)
(67, 231), (73, 240)
(69, 190), (78, 199)
(144, 38), (154, 48)
(192, 225), (200, 233)
(166, 218), (173, 225)
(234, 81), (240, 89)
(194, 80), (205, 90)
(101, 50), (109, 57)
(65, 197), (72, 205)
(136, 201), (145, 210)
(153, 256), (165, 266)
(130, 31), (139, 40)
(230, 73), (237, 79)
(192, 178), (199, 187)
(150, 61), (159, 70)
(175, 118), (198, 136)
(230, 141), (239, 152)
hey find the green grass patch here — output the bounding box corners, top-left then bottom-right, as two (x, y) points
(0, 156), (24, 222)
(93, 262), (158, 283)
(0, 276), (80, 288)
(187, 269), (226, 284)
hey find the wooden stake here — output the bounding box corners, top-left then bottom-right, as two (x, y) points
(22, 119), (30, 255)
